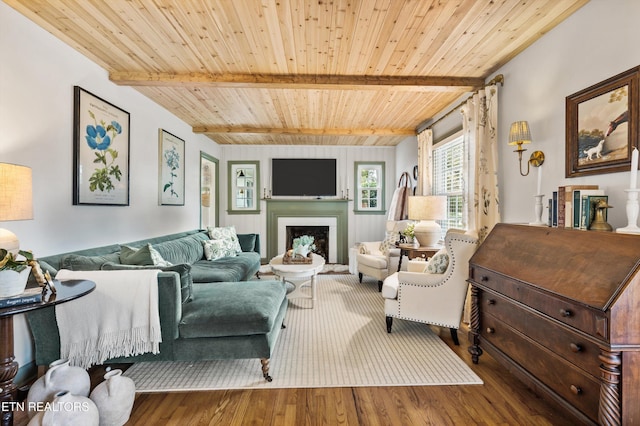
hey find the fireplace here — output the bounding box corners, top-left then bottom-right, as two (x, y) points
(286, 226), (329, 261)
(266, 200), (348, 264)
(276, 216), (338, 263)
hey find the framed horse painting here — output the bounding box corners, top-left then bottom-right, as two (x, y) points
(566, 66), (640, 177)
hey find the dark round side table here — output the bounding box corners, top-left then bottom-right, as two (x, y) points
(0, 279), (95, 426)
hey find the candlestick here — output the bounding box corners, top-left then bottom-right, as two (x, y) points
(616, 189), (640, 234)
(631, 147), (638, 189)
(536, 164), (542, 195)
(529, 194), (547, 226)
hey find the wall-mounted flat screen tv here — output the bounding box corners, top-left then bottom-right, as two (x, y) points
(271, 158), (337, 196)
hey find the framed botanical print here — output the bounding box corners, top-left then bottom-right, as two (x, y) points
(158, 129), (185, 205)
(73, 86), (130, 205)
(566, 66), (639, 177)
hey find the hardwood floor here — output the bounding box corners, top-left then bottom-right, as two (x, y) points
(14, 325), (578, 426)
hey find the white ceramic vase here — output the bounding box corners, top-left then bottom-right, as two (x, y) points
(27, 391), (99, 426)
(89, 369), (136, 426)
(26, 359), (91, 419)
(0, 266), (31, 297)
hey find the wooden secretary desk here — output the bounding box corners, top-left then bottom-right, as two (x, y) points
(467, 224), (640, 425)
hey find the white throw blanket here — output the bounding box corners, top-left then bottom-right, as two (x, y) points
(55, 269), (162, 369)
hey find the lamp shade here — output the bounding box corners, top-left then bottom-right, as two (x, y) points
(408, 196), (447, 221)
(0, 163), (33, 254)
(0, 163), (33, 221)
(508, 121), (532, 146)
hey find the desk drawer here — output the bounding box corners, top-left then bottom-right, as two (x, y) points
(470, 267), (608, 340)
(479, 290), (601, 378)
(480, 312), (600, 422)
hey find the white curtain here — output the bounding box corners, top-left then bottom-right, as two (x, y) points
(461, 84), (501, 242)
(416, 128), (433, 196)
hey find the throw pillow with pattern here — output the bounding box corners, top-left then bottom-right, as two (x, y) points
(202, 239), (237, 260)
(426, 249), (449, 274)
(379, 232), (399, 256)
(207, 226), (242, 253)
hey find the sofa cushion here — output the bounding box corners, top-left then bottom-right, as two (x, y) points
(356, 253), (388, 269)
(151, 234), (207, 265)
(179, 280), (286, 338)
(190, 252), (261, 283)
(60, 252), (121, 271)
(102, 262), (193, 303)
(120, 244), (171, 266)
(207, 226), (242, 254)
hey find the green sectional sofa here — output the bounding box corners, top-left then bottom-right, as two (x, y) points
(26, 229), (288, 381)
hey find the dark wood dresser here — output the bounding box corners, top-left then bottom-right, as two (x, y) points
(467, 223), (640, 425)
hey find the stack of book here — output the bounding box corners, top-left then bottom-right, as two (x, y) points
(549, 185), (607, 230)
(0, 287), (43, 309)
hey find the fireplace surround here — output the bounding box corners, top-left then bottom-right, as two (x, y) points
(266, 200), (348, 263)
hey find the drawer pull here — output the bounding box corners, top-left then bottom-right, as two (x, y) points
(570, 343), (583, 353)
(560, 308), (573, 317)
(570, 385), (582, 395)
(480, 275), (489, 282)
(486, 299), (496, 305)
(486, 327), (495, 334)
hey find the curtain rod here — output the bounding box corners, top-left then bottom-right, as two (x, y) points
(417, 74), (504, 133)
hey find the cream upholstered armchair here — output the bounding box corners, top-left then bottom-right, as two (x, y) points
(357, 220), (411, 292)
(381, 228), (478, 345)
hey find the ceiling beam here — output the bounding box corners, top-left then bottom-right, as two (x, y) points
(193, 126), (416, 136)
(110, 72), (484, 92)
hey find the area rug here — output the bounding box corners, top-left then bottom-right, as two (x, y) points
(124, 274), (482, 391)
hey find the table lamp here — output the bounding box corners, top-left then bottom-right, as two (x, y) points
(0, 163), (33, 254)
(408, 195), (447, 247)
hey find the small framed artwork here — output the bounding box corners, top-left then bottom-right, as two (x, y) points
(158, 129), (185, 205)
(73, 86), (130, 205)
(566, 66), (639, 177)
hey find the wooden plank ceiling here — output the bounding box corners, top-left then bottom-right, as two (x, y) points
(5, 0), (589, 146)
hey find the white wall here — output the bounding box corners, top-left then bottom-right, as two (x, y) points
(1, 2), (221, 369)
(495, 0), (640, 227)
(395, 136), (419, 193)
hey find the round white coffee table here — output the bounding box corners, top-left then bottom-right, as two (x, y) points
(269, 253), (325, 308)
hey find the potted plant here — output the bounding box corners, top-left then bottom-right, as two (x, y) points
(292, 235), (316, 258)
(0, 249), (34, 297)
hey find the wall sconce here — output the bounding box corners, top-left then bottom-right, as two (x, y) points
(508, 121), (545, 176)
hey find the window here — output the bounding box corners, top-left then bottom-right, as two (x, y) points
(432, 133), (467, 236)
(354, 162), (385, 214)
(227, 161), (260, 214)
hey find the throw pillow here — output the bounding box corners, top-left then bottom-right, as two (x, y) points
(207, 226), (242, 254)
(120, 244), (172, 267)
(60, 253), (121, 271)
(202, 239), (237, 260)
(101, 262), (193, 303)
(426, 249), (449, 274)
(379, 232), (399, 256)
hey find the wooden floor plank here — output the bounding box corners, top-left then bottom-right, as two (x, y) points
(13, 325), (577, 425)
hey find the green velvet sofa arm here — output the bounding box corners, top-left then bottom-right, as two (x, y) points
(26, 271), (183, 366)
